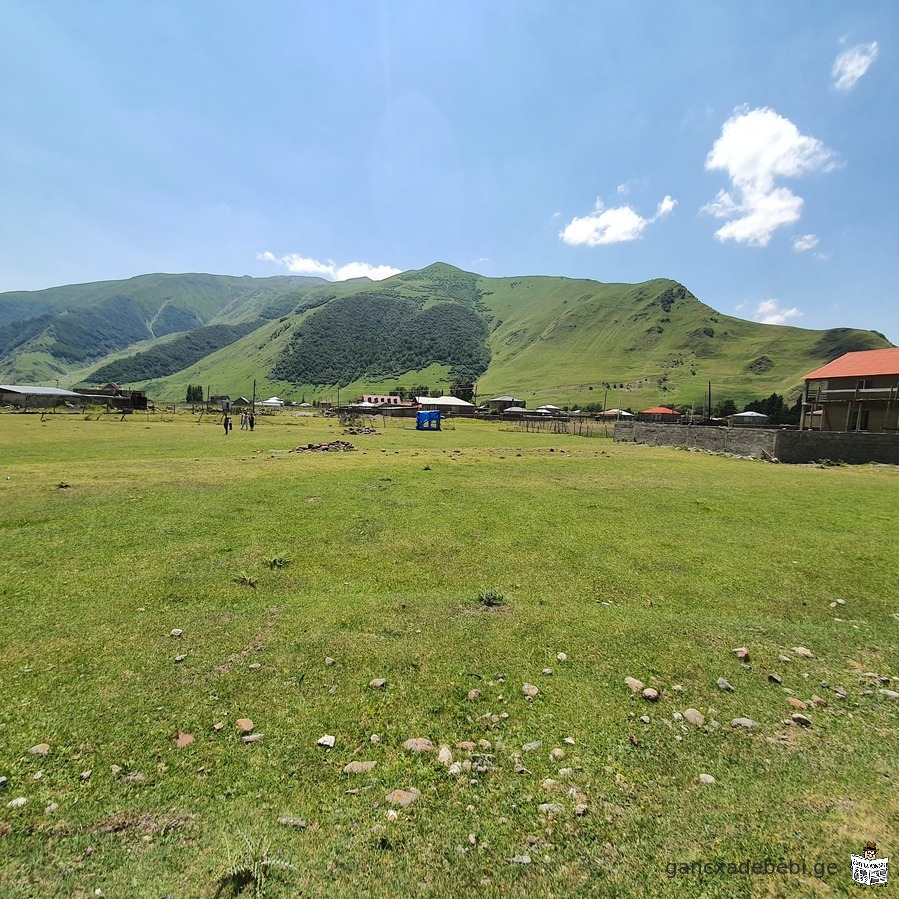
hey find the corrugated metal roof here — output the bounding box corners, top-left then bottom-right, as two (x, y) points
(640, 406), (679, 415)
(804, 348), (899, 380)
(0, 384), (84, 398)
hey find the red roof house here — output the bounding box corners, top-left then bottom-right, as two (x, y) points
(802, 348), (899, 433)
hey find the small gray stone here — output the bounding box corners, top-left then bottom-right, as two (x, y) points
(317, 735), (335, 748)
(169, 629), (183, 638)
(522, 741), (542, 752)
(511, 854), (532, 864)
(522, 683), (539, 698)
(791, 713), (812, 727)
(574, 803), (589, 816)
(45, 802), (59, 815)
(716, 677), (734, 692)
(343, 761), (377, 774)
(174, 655), (187, 663)
(792, 646), (815, 658)
(110, 765), (122, 776)
(730, 717), (757, 729)
(542, 668), (553, 676)
(642, 688), (659, 702)
(556, 652), (568, 662)
(277, 816), (307, 828)
(437, 746), (453, 766)
(242, 733), (264, 743)
(639, 715), (651, 724)
(698, 773), (716, 785)
(467, 689), (482, 701)
(779, 655), (792, 663)
(733, 647), (750, 661)
(684, 708), (705, 726)
(122, 771), (148, 784)
(0, 776), (6, 789)
(878, 689), (899, 700)
(550, 747), (565, 760)
(28, 743), (50, 756)
(768, 674), (782, 685)
(325, 657), (336, 666)
(369, 678), (387, 689)
(624, 677), (645, 693)
(6, 797), (26, 809)
(402, 738), (434, 754)
(539, 803), (563, 815)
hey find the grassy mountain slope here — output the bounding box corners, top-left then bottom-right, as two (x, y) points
(0, 273), (329, 383)
(1, 265), (891, 408)
(474, 274), (888, 407)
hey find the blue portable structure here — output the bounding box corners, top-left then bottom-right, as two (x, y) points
(416, 410), (441, 430)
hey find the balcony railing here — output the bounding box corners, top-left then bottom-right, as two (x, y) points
(812, 387), (899, 403)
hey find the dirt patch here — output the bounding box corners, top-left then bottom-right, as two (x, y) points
(93, 811), (196, 836)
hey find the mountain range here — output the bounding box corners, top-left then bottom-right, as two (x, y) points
(0, 263), (891, 410)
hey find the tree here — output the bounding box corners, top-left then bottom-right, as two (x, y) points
(714, 398), (738, 417)
(186, 384), (204, 403)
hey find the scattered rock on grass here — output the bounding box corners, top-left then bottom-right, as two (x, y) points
(386, 788), (420, 807)
(730, 718), (757, 729)
(522, 741), (542, 752)
(684, 709), (705, 726)
(402, 738), (434, 754)
(624, 677), (645, 693)
(792, 647), (815, 658)
(45, 802), (59, 815)
(325, 657), (336, 666)
(557, 652), (568, 662)
(467, 689), (482, 701)
(697, 773), (717, 785)
(791, 714), (812, 727)
(716, 678), (734, 692)
(437, 746), (453, 766)
(768, 674), (782, 685)
(787, 698), (808, 711)
(277, 816), (307, 829)
(522, 683), (539, 698)
(879, 689), (899, 700)
(779, 655), (792, 664)
(235, 719), (254, 734)
(6, 797), (26, 809)
(511, 854), (532, 865)
(28, 744), (50, 756)
(810, 695), (827, 706)
(642, 688), (659, 702)
(174, 732), (195, 748)
(369, 678), (387, 690)
(733, 648), (750, 661)
(550, 748), (565, 760)
(242, 734), (264, 744)
(344, 761), (377, 774)
(542, 668), (553, 676)
(169, 629), (183, 638)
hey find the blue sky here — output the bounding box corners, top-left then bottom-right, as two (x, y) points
(1, 1), (897, 341)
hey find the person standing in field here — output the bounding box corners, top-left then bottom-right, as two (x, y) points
(248, 412), (255, 432)
(240, 411), (248, 430)
(223, 414), (232, 435)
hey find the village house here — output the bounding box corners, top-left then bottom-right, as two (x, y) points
(801, 347), (899, 433)
(638, 406), (682, 423)
(487, 395), (525, 412)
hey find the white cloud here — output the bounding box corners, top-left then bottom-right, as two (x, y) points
(754, 299), (802, 325)
(702, 107), (835, 247)
(833, 42), (879, 91)
(257, 252), (401, 281)
(792, 234), (819, 252)
(560, 195), (676, 247)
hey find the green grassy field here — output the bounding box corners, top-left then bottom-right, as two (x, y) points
(0, 412), (896, 897)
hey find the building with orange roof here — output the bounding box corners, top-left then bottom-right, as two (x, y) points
(638, 406), (682, 423)
(801, 347), (899, 433)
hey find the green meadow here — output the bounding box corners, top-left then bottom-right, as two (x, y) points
(0, 412), (896, 897)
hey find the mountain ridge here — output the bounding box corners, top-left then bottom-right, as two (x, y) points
(0, 265), (891, 409)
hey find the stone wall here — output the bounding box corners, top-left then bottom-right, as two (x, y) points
(614, 422), (899, 465)
(773, 430), (899, 465)
(613, 423), (777, 459)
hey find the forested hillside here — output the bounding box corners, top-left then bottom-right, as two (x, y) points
(87, 321), (265, 384)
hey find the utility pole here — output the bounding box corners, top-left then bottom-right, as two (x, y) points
(708, 381), (712, 419)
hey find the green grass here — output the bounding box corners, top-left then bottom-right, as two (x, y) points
(0, 412), (896, 897)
